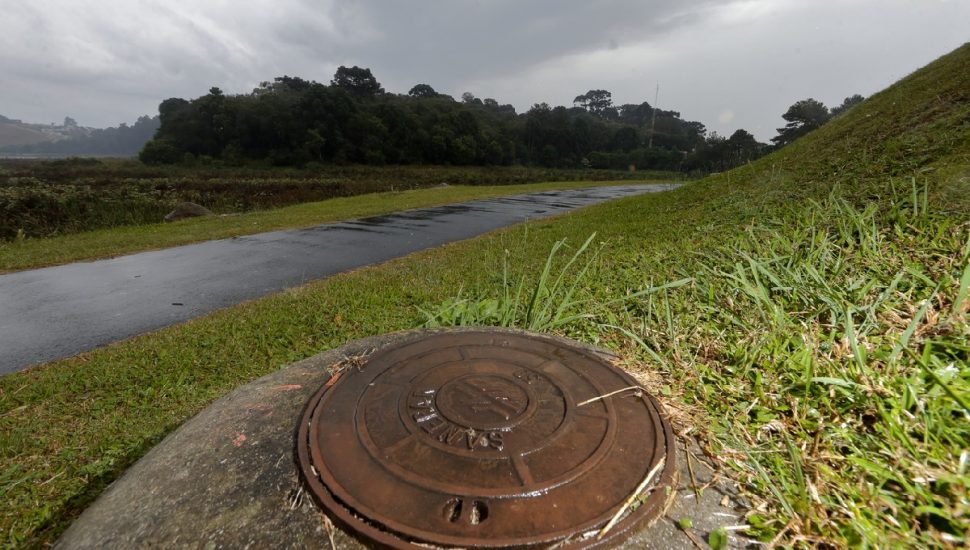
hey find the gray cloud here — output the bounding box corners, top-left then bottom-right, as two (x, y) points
(332, 1), (718, 85)
(0, 0), (967, 141)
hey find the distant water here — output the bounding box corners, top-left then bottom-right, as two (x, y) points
(0, 153), (133, 159)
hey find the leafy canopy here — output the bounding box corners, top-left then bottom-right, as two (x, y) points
(331, 66), (384, 98)
(771, 98), (831, 146)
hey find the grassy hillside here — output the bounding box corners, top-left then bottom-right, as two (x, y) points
(702, 40), (969, 209)
(0, 123), (51, 149)
(0, 45), (967, 548)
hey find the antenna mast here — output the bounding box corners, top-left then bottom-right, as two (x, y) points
(648, 82), (659, 149)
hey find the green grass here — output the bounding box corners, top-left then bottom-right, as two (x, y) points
(0, 179), (657, 273)
(1, 42), (968, 550)
(0, 161), (660, 241)
(3, 173), (965, 548)
(423, 183), (969, 547)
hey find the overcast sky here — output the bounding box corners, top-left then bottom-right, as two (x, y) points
(1, 0), (967, 141)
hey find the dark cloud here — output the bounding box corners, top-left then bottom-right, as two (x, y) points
(0, 0), (967, 140)
(328, 1), (717, 87)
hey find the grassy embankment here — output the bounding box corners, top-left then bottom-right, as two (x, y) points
(0, 178), (663, 273)
(1, 44), (969, 548)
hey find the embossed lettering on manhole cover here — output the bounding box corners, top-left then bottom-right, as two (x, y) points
(297, 331), (676, 549)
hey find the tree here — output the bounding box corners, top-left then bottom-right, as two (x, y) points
(408, 84), (438, 98)
(461, 92), (483, 105)
(158, 98), (189, 119)
(830, 94), (865, 118)
(573, 90), (614, 118)
(771, 98), (830, 147)
(331, 66), (384, 98)
(695, 132), (730, 171)
(139, 138), (181, 164)
(726, 129), (761, 163)
(273, 75), (313, 92)
(611, 126), (639, 152)
(617, 102), (655, 126)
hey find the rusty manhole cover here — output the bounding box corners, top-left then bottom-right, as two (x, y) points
(297, 331), (676, 548)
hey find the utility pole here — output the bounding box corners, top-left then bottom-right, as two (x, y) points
(648, 82), (659, 149)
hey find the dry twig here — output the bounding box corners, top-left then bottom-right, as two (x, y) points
(323, 515), (337, 549)
(596, 456), (666, 539)
(577, 385), (645, 407)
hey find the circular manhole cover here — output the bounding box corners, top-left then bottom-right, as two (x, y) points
(297, 331), (676, 549)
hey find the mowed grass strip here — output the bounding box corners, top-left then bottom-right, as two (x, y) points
(0, 179), (655, 273)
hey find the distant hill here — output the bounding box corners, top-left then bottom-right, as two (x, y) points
(0, 117), (59, 148)
(0, 115), (158, 157)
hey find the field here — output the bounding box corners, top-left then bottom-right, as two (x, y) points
(0, 44), (968, 549)
(0, 160), (660, 241)
(0, 178), (667, 273)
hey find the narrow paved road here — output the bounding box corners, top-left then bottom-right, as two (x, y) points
(0, 184), (676, 373)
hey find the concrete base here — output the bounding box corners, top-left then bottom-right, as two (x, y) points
(56, 328), (748, 549)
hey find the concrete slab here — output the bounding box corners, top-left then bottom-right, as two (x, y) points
(56, 328), (749, 549)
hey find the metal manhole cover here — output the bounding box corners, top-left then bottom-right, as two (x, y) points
(297, 331), (676, 549)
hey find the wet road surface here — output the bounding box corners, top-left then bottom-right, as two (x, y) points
(0, 184), (676, 374)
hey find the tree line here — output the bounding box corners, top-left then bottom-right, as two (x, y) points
(140, 66), (861, 171)
(140, 66), (770, 172)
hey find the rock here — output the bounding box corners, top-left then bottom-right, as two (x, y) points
(164, 202), (213, 222)
(435, 182), (450, 188)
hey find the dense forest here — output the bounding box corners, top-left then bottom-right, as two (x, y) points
(140, 67), (770, 172)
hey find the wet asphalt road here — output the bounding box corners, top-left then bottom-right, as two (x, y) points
(0, 184), (676, 374)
